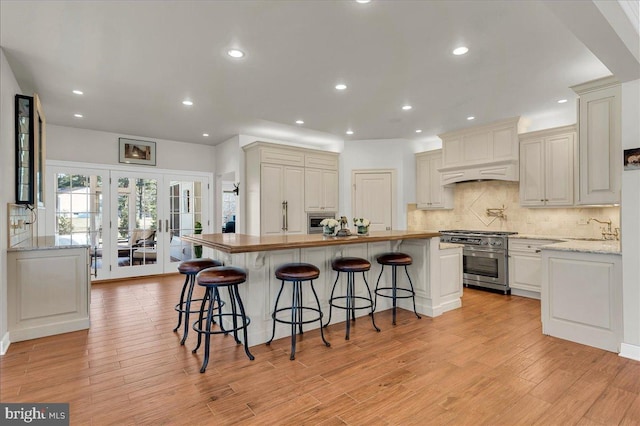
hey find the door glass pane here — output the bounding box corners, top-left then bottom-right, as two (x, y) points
(116, 177), (158, 268)
(54, 173), (103, 278)
(169, 180), (203, 262)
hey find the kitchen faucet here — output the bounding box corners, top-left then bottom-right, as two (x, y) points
(587, 218), (619, 240)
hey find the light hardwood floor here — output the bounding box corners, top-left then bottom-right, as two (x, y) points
(2, 274), (639, 425)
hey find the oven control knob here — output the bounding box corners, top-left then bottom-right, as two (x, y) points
(491, 241), (502, 247)
(480, 241), (488, 245)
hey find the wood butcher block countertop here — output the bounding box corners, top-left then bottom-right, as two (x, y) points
(182, 230), (441, 254)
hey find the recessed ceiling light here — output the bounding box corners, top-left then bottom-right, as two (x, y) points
(227, 49), (245, 58)
(74, 113), (83, 118)
(467, 116), (475, 120)
(402, 105), (412, 111)
(295, 120), (304, 125)
(182, 100), (193, 106)
(415, 129), (422, 133)
(346, 130), (354, 135)
(203, 133), (209, 137)
(453, 46), (469, 56)
(356, 0), (371, 3)
(72, 90), (83, 95)
(335, 83), (347, 90)
(557, 99), (568, 104)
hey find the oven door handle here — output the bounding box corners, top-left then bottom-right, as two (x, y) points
(463, 247), (505, 255)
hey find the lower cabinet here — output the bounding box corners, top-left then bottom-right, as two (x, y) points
(541, 248), (622, 352)
(508, 238), (556, 298)
(7, 246), (90, 342)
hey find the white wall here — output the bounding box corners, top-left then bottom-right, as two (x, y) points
(0, 49), (22, 354)
(340, 139), (415, 230)
(47, 125), (215, 173)
(621, 78), (640, 360)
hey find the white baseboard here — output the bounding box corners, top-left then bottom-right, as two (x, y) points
(619, 342), (640, 361)
(0, 332), (10, 356)
(10, 319), (90, 343)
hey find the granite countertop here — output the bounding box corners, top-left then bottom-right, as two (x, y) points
(8, 236), (91, 252)
(539, 239), (621, 255)
(509, 233), (621, 254)
(183, 230), (441, 254)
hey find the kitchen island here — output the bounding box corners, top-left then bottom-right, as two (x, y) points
(182, 230), (462, 345)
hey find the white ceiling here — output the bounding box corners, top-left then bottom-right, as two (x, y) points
(0, 1), (634, 149)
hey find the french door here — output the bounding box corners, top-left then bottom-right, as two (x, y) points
(48, 163), (211, 280)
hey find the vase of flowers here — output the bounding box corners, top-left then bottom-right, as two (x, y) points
(320, 218), (339, 236)
(353, 217), (370, 235)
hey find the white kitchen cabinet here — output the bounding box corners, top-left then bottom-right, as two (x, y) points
(571, 76), (621, 205)
(305, 168), (338, 212)
(541, 248), (622, 352)
(519, 125), (576, 207)
(261, 163), (305, 235)
(438, 117), (520, 184)
(416, 149), (453, 209)
(508, 238), (556, 298)
(245, 142), (337, 235)
(8, 246), (90, 342)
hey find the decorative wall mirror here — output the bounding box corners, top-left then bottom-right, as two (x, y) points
(15, 94), (46, 206)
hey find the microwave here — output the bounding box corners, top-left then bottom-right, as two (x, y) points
(308, 213), (337, 234)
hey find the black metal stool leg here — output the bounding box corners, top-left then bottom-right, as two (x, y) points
(180, 274), (197, 345)
(232, 284), (254, 360)
(200, 287), (215, 373)
(228, 287), (241, 344)
(345, 272), (354, 340)
(362, 271), (380, 332)
(310, 280), (330, 348)
(173, 274), (190, 332)
(405, 266), (422, 319)
(392, 266), (398, 325)
(374, 265), (384, 312)
(192, 287), (210, 353)
(290, 281), (299, 360)
(323, 273), (340, 327)
(266, 280), (285, 346)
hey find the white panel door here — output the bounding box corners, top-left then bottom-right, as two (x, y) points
(353, 170), (393, 231)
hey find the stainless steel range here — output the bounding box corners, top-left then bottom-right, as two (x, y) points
(440, 230), (517, 294)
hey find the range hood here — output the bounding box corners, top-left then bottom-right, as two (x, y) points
(437, 117), (520, 185)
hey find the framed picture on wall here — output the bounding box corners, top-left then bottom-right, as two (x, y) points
(119, 138), (156, 166)
(624, 148), (640, 171)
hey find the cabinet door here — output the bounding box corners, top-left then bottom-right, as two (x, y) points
(428, 153), (446, 208)
(520, 138), (545, 206)
(416, 154), (431, 208)
(545, 133), (574, 206)
(577, 86), (621, 205)
(261, 164), (285, 235)
(321, 170), (338, 211)
(509, 252), (542, 292)
(304, 168), (323, 211)
(283, 166), (305, 234)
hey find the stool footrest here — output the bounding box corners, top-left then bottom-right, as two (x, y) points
(192, 313), (251, 336)
(175, 298), (225, 315)
(272, 307), (323, 325)
(328, 295), (374, 311)
(375, 286), (416, 299)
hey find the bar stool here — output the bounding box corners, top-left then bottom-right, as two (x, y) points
(174, 258), (223, 344)
(192, 266), (254, 373)
(266, 263), (330, 360)
(324, 257), (380, 340)
(374, 252), (422, 325)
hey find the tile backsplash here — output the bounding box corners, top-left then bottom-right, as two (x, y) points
(8, 203), (34, 247)
(408, 180), (620, 239)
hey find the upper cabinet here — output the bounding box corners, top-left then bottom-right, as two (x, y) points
(571, 76), (621, 205)
(438, 117), (520, 185)
(519, 125), (576, 207)
(415, 149), (453, 210)
(15, 94), (46, 206)
(304, 152), (339, 212)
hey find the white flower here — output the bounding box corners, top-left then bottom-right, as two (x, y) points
(320, 218), (339, 227)
(353, 218), (370, 227)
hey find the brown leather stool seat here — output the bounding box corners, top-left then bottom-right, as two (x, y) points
(325, 257), (380, 340)
(374, 252), (421, 325)
(174, 258), (223, 345)
(192, 266), (254, 373)
(267, 263), (330, 360)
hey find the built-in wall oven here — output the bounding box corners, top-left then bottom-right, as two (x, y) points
(440, 230), (517, 294)
(308, 212), (337, 234)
